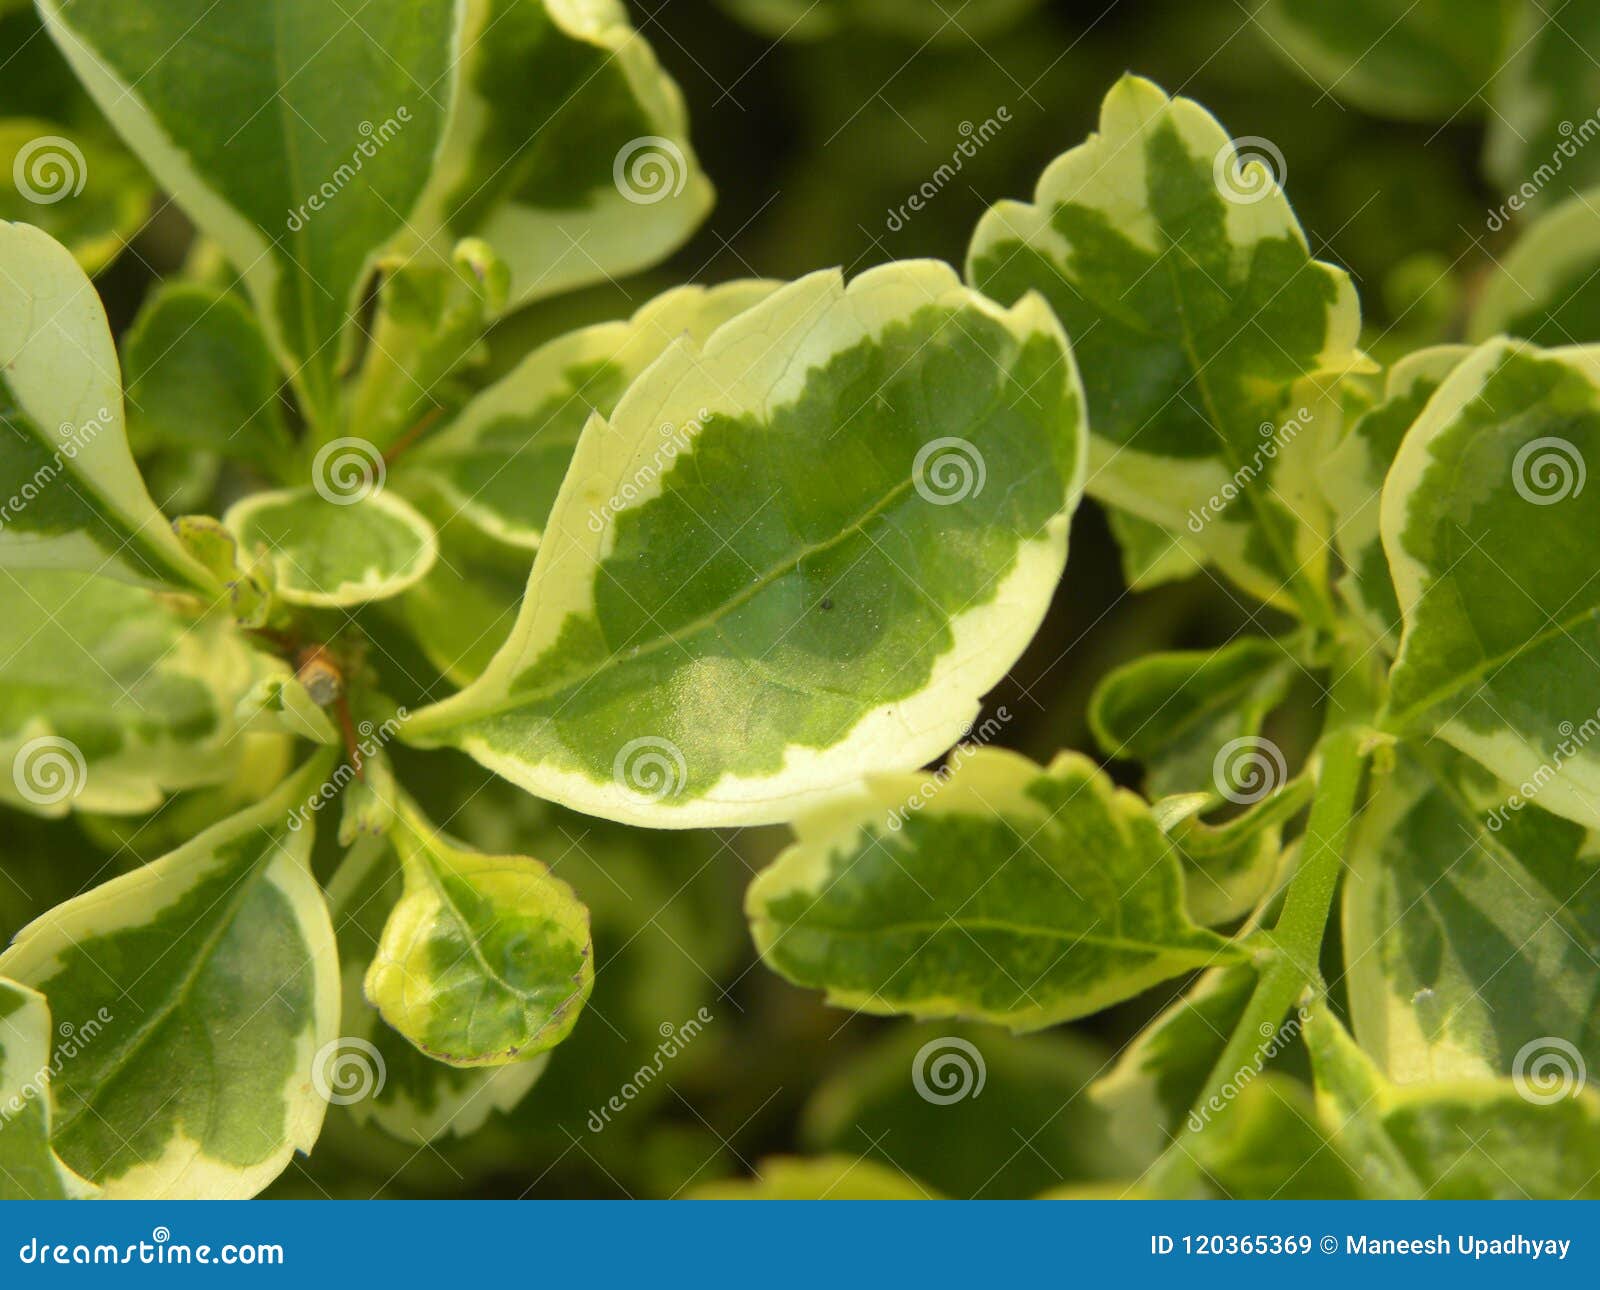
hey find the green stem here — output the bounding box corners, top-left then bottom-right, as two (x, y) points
(1143, 656), (1373, 1195)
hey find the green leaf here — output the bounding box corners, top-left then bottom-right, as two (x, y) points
(716, 0), (1043, 43)
(224, 487), (438, 609)
(411, 0), (713, 312)
(399, 280), (780, 552)
(347, 239), (510, 456)
(967, 75), (1364, 618)
(0, 221), (211, 592)
(1090, 963), (1256, 1160)
(802, 1023), (1121, 1198)
(1185, 1072), (1363, 1199)
(1344, 746), (1600, 1086)
(388, 513), (525, 688)
(1471, 187), (1600, 345)
(0, 568), (281, 816)
(1487, 3), (1600, 210)
(1155, 789), (1299, 927)
(747, 748), (1244, 1029)
(1383, 339), (1600, 829)
(1320, 346), (1468, 648)
(122, 283), (290, 474)
(1253, 0), (1515, 122)
(0, 979), (95, 1198)
(1089, 636), (1297, 798)
(364, 796), (593, 1068)
(687, 1155), (937, 1199)
(0, 754), (341, 1198)
(405, 262), (1087, 827)
(1105, 505), (1203, 590)
(0, 119), (151, 274)
(325, 837), (547, 1142)
(1307, 1007), (1600, 1199)
(38, 0), (458, 426)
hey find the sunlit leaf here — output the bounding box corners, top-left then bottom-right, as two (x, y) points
(967, 75), (1365, 618)
(406, 262), (1086, 827)
(0, 221), (210, 591)
(748, 748), (1244, 1029)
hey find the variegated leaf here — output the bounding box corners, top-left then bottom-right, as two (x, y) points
(1343, 746), (1600, 1086)
(1471, 187), (1600, 345)
(1308, 1007), (1600, 1199)
(410, 0), (712, 311)
(404, 262), (1086, 827)
(0, 979), (96, 1198)
(747, 748), (1244, 1029)
(0, 221), (210, 591)
(38, 0), (458, 427)
(1382, 339), (1600, 829)
(364, 797), (593, 1068)
(0, 755), (341, 1199)
(967, 75), (1365, 618)
(0, 568), (281, 817)
(1320, 346), (1468, 648)
(225, 487), (437, 609)
(326, 837), (547, 1143)
(399, 280), (780, 551)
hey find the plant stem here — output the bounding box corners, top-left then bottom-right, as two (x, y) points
(1142, 657), (1373, 1195)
